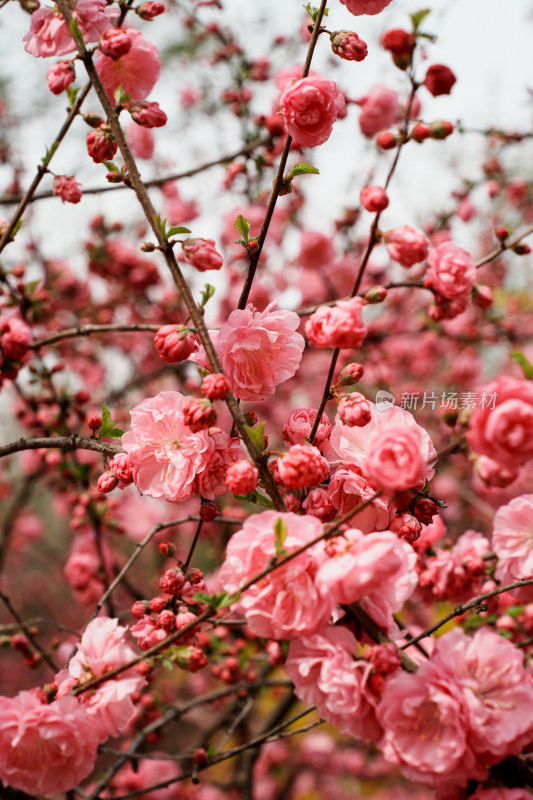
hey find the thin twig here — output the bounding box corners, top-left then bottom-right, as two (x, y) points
(0, 435), (122, 460)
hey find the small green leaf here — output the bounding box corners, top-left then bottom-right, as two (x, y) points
(68, 18), (86, 52)
(192, 591), (240, 610)
(103, 160), (119, 173)
(199, 283), (215, 308)
(113, 84), (131, 107)
(410, 8), (431, 31)
(417, 31), (438, 42)
(41, 141), (59, 168)
(244, 422), (265, 453)
(273, 517), (287, 556)
(511, 351), (533, 379)
(288, 162), (320, 178)
(161, 658), (174, 672)
(100, 402), (125, 439)
(234, 215), (251, 244)
(66, 86), (80, 107)
(253, 491), (276, 510)
(154, 214), (168, 238)
(168, 226), (191, 237)
(303, 3), (328, 22)
(11, 220), (23, 238)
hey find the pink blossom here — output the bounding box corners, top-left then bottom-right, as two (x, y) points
(282, 407), (332, 449)
(286, 626), (382, 741)
(182, 397), (217, 432)
(474, 454), (518, 488)
(197, 428), (243, 499)
(127, 122), (155, 159)
(467, 376), (533, 468)
(425, 241), (476, 299)
(99, 757), (179, 800)
(277, 444), (329, 490)
(121, 391), (215, 503)
(298, 230), (335, 270)
(216, 303), (304, 401)
(358, 85), (400, 138)
(182, 238), (224, 272)
(341, 0), (394, 15)
(56, 617), (146, 739)
(86, 125), (118, 163)
(24, 0), (114, 58)
(338, 392), (371, 427)
(128, 100), (167, 128)
(131, 615), (169, 650)
(385, 226), (430, 267)
(316, 529), (417, 632)
(330, 30), (368, 62)
(47, 60), (75, 94)
(226, 459), (259, 495)
(201, 372), (230, 400)
(53, 174), (82, 204)
(95, 29), (161, 102)
(137, 1), (166, 19)
(154, 325), (198, 364)
(365, 424), (429, 491)
(97, 471), (118, 493)
(419, 530), (490, 602)
(280, 76), (345, 147)
(305, 297), (366, 350)
(99, 28), (132, 60)
(218, 511), (333, 639)
(492, 494), (533, 587)
(327, 465), (390, 532)
(302, 488), (336, 522)
(0, 691), (100, 796)
(0, 316), (32, 362)
(389, 511), (421, 543)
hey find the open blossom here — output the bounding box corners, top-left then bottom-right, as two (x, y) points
(316, 529), (417, 633)
(365, 424), (429, 491)
(277, 444), (330, 490)
(56, 617), (146, 740)
(327, 465), (389, 532)
(182, 238), (224, 272)
(425, 241), (476, 299)
(216, 303), (304, 401)
(286, 626), (382, 741)
(0, 691), (100, 796)
(121, 391), (214, 503)
(385, 226), (429, 267)
(24, 0), (114, 58)
(280, 76), (345, 147)
(358, 85), (400, 138)
(492, 494), (533, 588)
(341, 0), (394, 15)
(419, 530), (490, 602)
(53, 175), (83, 204)
(467, 376), (533, 468)
(218, 511), (333, 639)
(95, 29), (161, 102)
(196, 428), (243, 500)
(305, 297), (366, 350)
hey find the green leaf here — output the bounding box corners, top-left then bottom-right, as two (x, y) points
(66, 86), (80, 107)
(68, 18), (86, 52)
(303, 3), (328, 22)
(417, 31), (438, 42)
(103, 160), (119, 173)
(168, 226), (191, 237)
(41, 141), (59, 168)
(192, 591), (240, 610)
(161, 658), (174, 672)
(273, 517), (287, 556)
(511, 351), (533, 379)
(113, 84), (131, 107)
(253, 491), (276, 510)
(199, 283), (215, 308)
(288, 162), (320, 178)
(11, 219), (23, 238)
(244, 422), (265, 453)
(154, 214), (168, 238)
(99, 402), (125, 439)
(234, 215), (251, 244)
(410, 8), (431, 31)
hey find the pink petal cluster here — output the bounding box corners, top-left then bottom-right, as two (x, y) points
(0, 691), (100, 796)
(418, 529), (490, 602)
(341, 0), (394, 15)
(216, 303), (304, 401)
(47, 60), (75, 94)
(337, 392), (371, 427)
(121, 391), (215, 503)
(95, 29), (161, 102)
(53, 174), (83, 204)
(218, 511), (333, 639)
(378, 627), (533, 790)
(225, 458), (258, 496)
(182, 237), (224, 272)
(128, 100), (168, 128)
(425, 241), (476, 299)
(385, 225), (429, 267)
(286, 626), (382, 741)
(24, 0), (114, 58)
(282, 407), (332, 449)
(360, 184), (389, 212)
(316, 529), (417, 632)
(154, 325), (198, 364)
(467, 375), (533, 468)
(330, 30), (368, 62)
(0, 316), (32, 362)
(56, 617), (146, 739)
(305, 297), (366, 350)
(280, 76), (345, 147)
(327, 465), (389, 532)
(277, 444), (330, 489)
(197, 428), (243, 500)
(358, 85), (400, 138)
(492, 494), (533, 589)
(298, 230), (335, 269)
(365, 423), (429, 491)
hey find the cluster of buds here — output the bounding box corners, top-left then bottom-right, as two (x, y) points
(0, 316), (32, 386)
(52, 175), (82, 204)
(96, 453), (134, 494)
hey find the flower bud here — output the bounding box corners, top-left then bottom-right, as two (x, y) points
(330, 30), (368, 62)
(47, 60), (75, 95)
(376, 131), (397, 150)
(154, 325), (197, 364)
(410, 122), (430, 143)
(338, 362), (364, 386)
(128, 101), (168, 128)
(200, 502), (218, 522)
(360, 184), (389, 213)
(136, 1), (166, 19)
(428, 120), (454, 140)
(226, 459), (259, 495)
(364, 285), (388, 303)
(201, 372), (230, 400)
(424, 64), (457, 97)
(99, 29), (132, 60)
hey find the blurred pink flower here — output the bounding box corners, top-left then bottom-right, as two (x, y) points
(95, 29), (161, 102)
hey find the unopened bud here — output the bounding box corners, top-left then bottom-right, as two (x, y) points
(428, 120), (454, 140)
(376, 131), (397, 150)
(364, 285), (388, 304)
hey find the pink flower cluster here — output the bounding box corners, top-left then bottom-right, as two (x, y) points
(305, 297), (367, 350)
(24, 0), (114, 58)
(280, 76), (345, 147)
(121, 391), (242, 502)
(95, 29), (161, 102)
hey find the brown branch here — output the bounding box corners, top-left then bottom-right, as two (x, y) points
(0, 435), (123, 460)
(30, 323), (163, 350)
(0, 590), (59, 673)
(474, 223), (533, 269)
